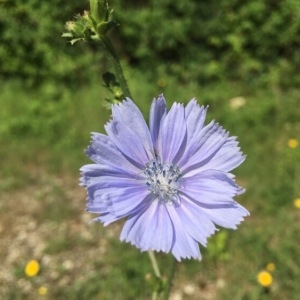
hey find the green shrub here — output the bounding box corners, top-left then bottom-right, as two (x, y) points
(113, 0), (300, 86)
(1, 0), (300, 87)
(0, 0), (101, 86)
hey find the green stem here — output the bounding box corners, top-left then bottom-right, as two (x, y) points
(101, 35), (132, 99)
(148, 251), (177, 300)
(148, 251), (161, 279)
(148, 251), (162, 300)
(152, 291), (158, 300)
(90, 0), (99, 21)
(163, 256), (177, 300)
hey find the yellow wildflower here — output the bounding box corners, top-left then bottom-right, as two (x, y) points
(157, 78), (167, 88)
(288, 139), (298, 149)
(38, 286), (48, 296)
(294, 198), (300, 209)
(25, 259), (40, 277)
(229, 96), (246, 110)
(266, 263), (276, 272)
(257, 270), (273, 287)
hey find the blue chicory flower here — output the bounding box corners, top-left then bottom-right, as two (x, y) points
(80, 95), (249, 261)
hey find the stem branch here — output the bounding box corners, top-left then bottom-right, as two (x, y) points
(101, 35), (132, 99)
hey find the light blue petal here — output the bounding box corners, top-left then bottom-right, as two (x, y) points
(91, 212), (122, 226)
(167, 205), (201, 261)
(105, 119), (153, 167)
(85, 132), (142, 174)
(120, 200), (174, 253)
(80, 164), (143, 187)
(88, 183), (149, 218)
(180, 170), (243, 205)
(177, 120), (215, 167)
(91, 195), (151, 227)
(91, 213), (115, 226)
(180, 122), (229, 173)
(200, 202), (249, 229)
(195, 136), (246, 172)
(185, 100), (208, 143)
(86, 176), (145, 193)
(149, 95), (167, 149)
(177, 100), (208, 167)
(112, 99), (154, 158)
(156, 103), (187, 163)
(176, 195), (217, 246)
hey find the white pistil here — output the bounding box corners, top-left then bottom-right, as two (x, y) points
(144, 159), (181, 205)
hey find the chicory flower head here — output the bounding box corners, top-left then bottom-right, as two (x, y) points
(80, 95), (249, 261)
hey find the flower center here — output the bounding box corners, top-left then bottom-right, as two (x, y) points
(144, 159), (182, 205)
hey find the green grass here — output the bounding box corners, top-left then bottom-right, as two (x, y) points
(0, 73), (300, 300)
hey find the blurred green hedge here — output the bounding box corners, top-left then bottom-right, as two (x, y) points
(114, 0), (300, 86)
(1, 0), (300, 87)
(0, 0), (100, 86)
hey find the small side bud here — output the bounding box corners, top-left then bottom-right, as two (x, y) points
(62, 0), (118, 45)
(103, 72), (125, 106)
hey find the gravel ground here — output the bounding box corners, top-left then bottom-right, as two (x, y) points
(0, 171), (218, 300)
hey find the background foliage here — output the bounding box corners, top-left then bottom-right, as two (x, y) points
(0, 0), (97, 86)
(1, 0), (300, 87)
(1, 1), (300, 299)
(114, 0), (300, 86)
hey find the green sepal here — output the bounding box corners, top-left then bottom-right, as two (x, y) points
(61, 32), (73, 38)
(97, 20), (119, 35)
